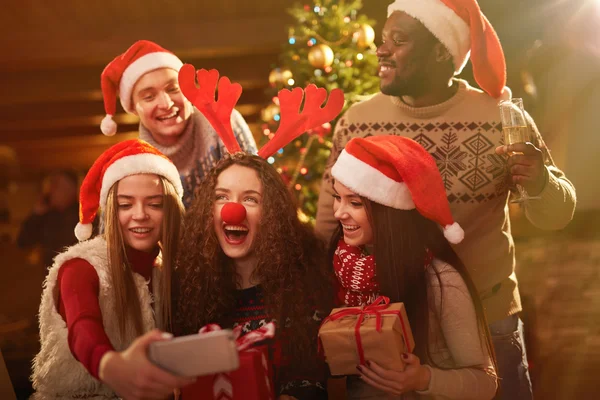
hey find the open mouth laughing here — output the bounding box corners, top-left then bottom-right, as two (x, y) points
(378, 59), (396, 77)
(223, 224), (249, 245)
(129, 226), (153, 238)
(342, 223), (359, 232)
(156, 109), (180, 122)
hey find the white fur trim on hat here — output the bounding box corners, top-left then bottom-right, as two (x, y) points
(119, 52), (183, 113)
(387, 0), (471, 74)
(443, 222), (464, 244)
(99, 153), (183, 208)
(332, 149), (416, 210)
(74, 222), (93, 241)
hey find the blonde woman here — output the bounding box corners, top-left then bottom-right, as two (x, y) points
(31, 139), (194, 399)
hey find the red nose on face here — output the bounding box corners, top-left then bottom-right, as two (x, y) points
(221, 202), (247, 225)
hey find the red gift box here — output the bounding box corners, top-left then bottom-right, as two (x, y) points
(181, 323), (275, 400)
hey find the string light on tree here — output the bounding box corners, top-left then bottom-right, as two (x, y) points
(268, 68), (293, 87)
(261, 103), (280, 122)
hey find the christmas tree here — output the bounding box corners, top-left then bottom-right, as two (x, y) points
(260, 0), (380, 224)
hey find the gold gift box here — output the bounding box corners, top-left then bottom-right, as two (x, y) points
(318, 302), (415, 376)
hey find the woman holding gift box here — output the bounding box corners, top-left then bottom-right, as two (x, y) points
(31, 139), (195, 399)
(329, 135), (498, 399)
(173, 65), (345, 399)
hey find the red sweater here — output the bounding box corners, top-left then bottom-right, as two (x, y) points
(56, 246), (158, 379)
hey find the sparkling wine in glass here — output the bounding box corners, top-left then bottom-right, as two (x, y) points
(498, 98), (540, 203)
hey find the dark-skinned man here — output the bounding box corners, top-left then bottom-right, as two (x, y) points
(316, 1), (576, 398)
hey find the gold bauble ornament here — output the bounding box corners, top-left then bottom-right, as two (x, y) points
(261, 103), (280, 122)
(308, 44), (334, 69)
(268, 68), (293, 87)
(354, 23), (375, 48)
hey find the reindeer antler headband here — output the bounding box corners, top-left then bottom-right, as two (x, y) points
(178, 64), (345, 158)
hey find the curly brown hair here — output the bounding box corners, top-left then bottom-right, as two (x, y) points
(174, 152), (334, 366)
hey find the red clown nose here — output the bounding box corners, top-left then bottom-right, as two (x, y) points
(221, 202), (247, 225)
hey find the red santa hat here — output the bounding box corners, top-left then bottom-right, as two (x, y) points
(387, 0), (506, 98)
(331, 136), (464, 244)
(100, 40), (184, 136)
(74, 139), (183, 241)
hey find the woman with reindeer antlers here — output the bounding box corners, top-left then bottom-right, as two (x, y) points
(173, 65), (344, 399)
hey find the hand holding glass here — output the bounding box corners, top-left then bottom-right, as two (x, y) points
(498, 98), (540, 203)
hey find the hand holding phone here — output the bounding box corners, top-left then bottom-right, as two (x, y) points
(148, 329), (240, 377)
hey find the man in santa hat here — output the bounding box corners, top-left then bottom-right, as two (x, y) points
(315, 1), (576, 398)
(100, 40), (257, 206)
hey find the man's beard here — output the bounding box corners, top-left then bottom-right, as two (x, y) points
(380, 76), (422, 98)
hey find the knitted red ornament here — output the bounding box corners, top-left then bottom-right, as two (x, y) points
(332, 135), (464, 244)
(75, 139), (183, 241)
(100, 40), (183, 136)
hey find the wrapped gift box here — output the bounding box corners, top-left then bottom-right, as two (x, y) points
(318, 296), (414, 376)
(181, 322), (276, 400)
(181, 344), (274, 400)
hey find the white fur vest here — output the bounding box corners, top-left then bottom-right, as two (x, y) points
(31, 236), (160, 399)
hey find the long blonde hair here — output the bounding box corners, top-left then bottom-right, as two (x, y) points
(104, 175), (184, 341)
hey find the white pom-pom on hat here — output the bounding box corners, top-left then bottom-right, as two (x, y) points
(74, 222), (93, 242)
(100, 114), (117, 136)
(443, 222), (464, 244)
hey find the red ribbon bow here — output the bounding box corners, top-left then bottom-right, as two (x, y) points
(199, 322), (276, 352)
(321, 296), (412, 366)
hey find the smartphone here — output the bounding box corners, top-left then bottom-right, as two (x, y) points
(148, 329), (239, 377)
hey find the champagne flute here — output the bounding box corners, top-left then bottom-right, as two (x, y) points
(498, 98), (540, 203)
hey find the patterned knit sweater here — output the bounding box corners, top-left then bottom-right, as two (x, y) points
(140, 107), (257, 207)
(315, 80), (576, 323)
(226, 285), (327, 400)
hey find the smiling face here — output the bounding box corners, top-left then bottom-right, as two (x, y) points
(376, 11), (438, 97)
(116, 174), (165, 252)
(131, 68), (193, 146)
(213, 164), (263, 266)
(332, 180), (374, 247)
